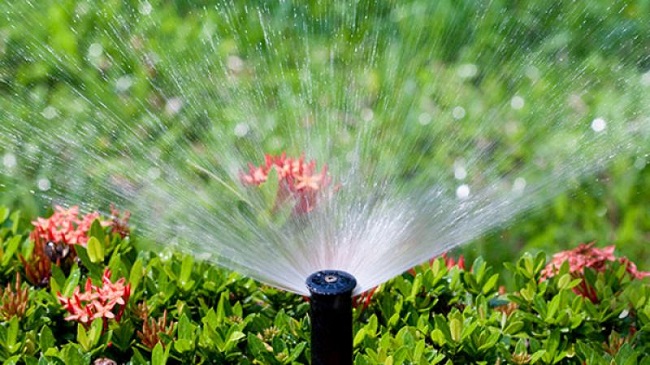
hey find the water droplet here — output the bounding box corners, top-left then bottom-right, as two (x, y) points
(234, 123), (249, 137)
(591, 117), (606, 132)
(641, 71), (650, 87)
(418, 112), (431, 125)
(227, 55), (244, 72)
(37, 178), (51, 191)
(525, 66), (540, 81)
(512, 177), (526, 193)
(510, 95), (525, 110)
(457, 63), (478, 79)
(452, 106), (466, 120)
(165, 97), (183, 116)
(505, 121), (519, 136)
(88, 43), (103, 58)
(456, 184), (470, 199)
(2, 153), (16, 169)
(115, 76), (133, 92)
(619, 309), (629, 319)
(361, 108), (374, 122)
(454, 166), (467, 180)
(634, 156), (646, 170)
(147, 168), (161, 181)
(139, 1), (152, 15)
(41, 106), (59, 120)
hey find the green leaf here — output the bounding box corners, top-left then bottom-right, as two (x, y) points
(430, 328), (447, 346)
(60, 343), (89, 365)
(288, 342), (307, 362)
(76, 325), (89, 352)
(477, 331), (501, 351)
(50, 265), (65, 296)
(129, 258), (144, 292)
(482, 273), (499, 294)
(534, 251), (548, 275)
(110, 320), (135, 352)
(151, 343), (167, 365)
(39, 325), (56, 350)
(5, 317), (22, 355)
(88, 318), (103, 349)
(215, 292), (228, 325)
(530, 350), (547, 363)
(173, 339), (194, 353)
(461, 321), (478, 341)
(503, 320), (524, 335)
(179, 255), (195, 290)
(89, 219), (105, 242)
(228, 331), (245, 345)
(86, 236), (104, 263)
(0, 206), (8, 223)
(74, 245), (103, 279)
(449, 318), (462, 343)
(130, 349), (149, 365)
(178, 314), (195, 341)
(546, 295), (561, 323)
(353, 328), (367, 347)
(9, 210), (21, 235)
(433, 315), (452, 343)
(62, 265), (81, 297)
(246, 332), (271, 357)
(1, 235), (22, 266)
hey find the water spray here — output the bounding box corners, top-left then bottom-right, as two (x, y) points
(306, 270), (357, 365)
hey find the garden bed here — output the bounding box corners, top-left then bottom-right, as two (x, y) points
(1, 205), (649, 364)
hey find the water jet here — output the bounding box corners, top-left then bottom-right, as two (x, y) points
(1, 1), (650, 361)
(306, 270), (357, 365)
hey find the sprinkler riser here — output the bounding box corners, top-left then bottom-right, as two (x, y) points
(306, 270), (357, 365)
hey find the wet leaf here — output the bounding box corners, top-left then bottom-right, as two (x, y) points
(86, 236), (104, 263)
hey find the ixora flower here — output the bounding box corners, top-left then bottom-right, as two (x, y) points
(31, 205), (107, 247)
(58, 268), (131, 327)
(22, 205), (131, 286)
(541, 242), (650, 280)
(541, 242), (650, 302)
(240, 153), (330, 214)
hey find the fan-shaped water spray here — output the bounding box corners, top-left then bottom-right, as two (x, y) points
(1, 1), (649, 296)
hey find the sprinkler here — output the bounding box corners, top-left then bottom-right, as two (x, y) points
(306, 270), (357, 365)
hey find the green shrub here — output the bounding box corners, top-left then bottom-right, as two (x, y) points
(1, 205), (649, 364)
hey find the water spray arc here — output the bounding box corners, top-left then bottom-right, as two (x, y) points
(306, 270), (357, 365)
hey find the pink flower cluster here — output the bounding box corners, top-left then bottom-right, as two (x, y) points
(541, 242), (649, 302)
(58, 268), (130, 326)
(31, 205), (107, 246)
(541, 242), (650, 280)
(241, 153), (330, 214)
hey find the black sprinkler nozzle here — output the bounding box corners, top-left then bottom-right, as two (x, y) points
(306, 270), (357, 365)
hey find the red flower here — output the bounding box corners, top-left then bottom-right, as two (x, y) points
(541, 242), (649, 302)
(31, 206), (108, 247)
(58, 268), (131, 327)
(353, 287), (377, 311)
(541, 242), (649, 280)
(241, 153), (330, 214)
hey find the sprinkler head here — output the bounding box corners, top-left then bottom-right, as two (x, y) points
(306, 270), (357, 296)
(306, 270), (357, 365)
